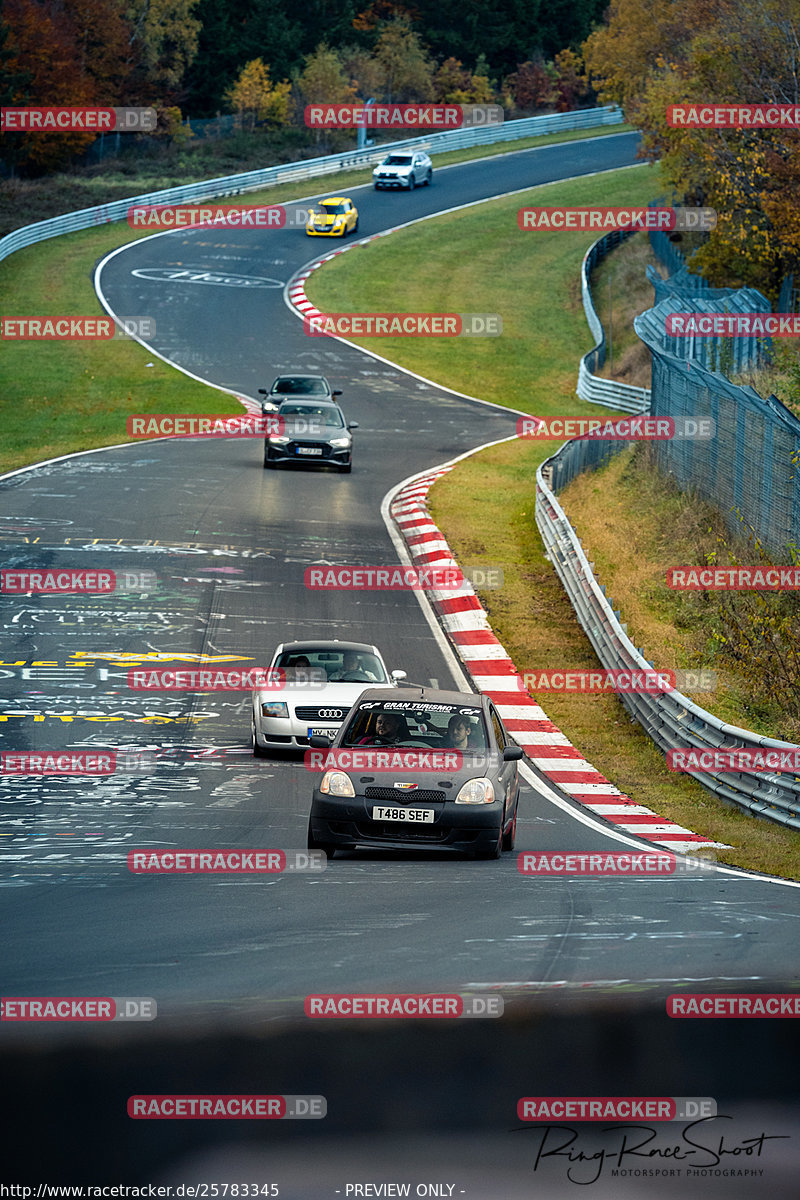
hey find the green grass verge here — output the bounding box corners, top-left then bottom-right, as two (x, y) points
(304, 162), (800, 880)
(0, 124), (632, 476)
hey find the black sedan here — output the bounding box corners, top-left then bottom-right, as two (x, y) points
(306, 687), (522, 859)
(264, 399), (358, 472)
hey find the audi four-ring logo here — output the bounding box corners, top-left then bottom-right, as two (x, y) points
(318, 709), (344, 719)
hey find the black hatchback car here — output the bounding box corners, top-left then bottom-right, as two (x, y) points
(264, 399), (358, 472)
(306, 687), (523, 859)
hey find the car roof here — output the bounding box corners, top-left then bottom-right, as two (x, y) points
(319, 196), (351, 203)
(354, 685), (485, 707)
(276, 640), (382, 655)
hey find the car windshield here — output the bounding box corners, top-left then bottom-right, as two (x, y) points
(341, 700), (488, 749)
(317, 203), (347, 214)
(383, 156), (412, 165)
(274, 648), (387, 683)
(278, 405), (345, 427)
(271, 378), (327, 394)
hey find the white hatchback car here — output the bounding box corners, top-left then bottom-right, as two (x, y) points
(251, 639), (407, 754)
(373, 151), (433, 190)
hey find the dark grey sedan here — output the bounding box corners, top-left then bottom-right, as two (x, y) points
(264, 400), (358, 472)
(306, 687), (522, 859)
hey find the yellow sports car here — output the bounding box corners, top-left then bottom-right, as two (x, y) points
(306, 196), (359, 237)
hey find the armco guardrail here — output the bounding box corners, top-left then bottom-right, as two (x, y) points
(577, 228), (651, 413)
(536, 439), (800, 829)
(0, 105), (623, 267)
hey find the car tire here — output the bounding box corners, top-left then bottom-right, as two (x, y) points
(252, 716), (268, 758)
(425, 169), (432, 186)
(407, 174), (415, 190)
(307, 819), (337, 858)
(264, 450), (275, 468)
(353, 218), (359, 233)
(502, 796), (518, 851)
(340, 461), (352, 474)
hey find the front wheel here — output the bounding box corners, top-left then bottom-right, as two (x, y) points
(340, 462), (352, 474)
(407, 174), (415, 190)
(425, 170), (432, 186)
(353, 218), (359, 233)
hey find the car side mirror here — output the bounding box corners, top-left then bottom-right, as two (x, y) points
(258, 388), (267, 395)
(309, 734), (333, 748)
(503, 745), (523, 761)
(333, 389), (343, 396)
(348, 422), (359, 431)
(391, 669), (407, 681)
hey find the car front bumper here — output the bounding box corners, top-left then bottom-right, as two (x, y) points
(309, 792), (504, 854)
(264, 442), (351, 466)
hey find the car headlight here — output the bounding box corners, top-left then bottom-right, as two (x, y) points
(319, 770), (355, 798)
(269, 435), (289, 444)
(454, 778), (495, 805)
(261, 702), (288, 718)
(328, 436), (350, 448)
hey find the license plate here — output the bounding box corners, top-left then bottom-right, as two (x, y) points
(308, 726), (338, 738)
(372, 806), (435, 824)
(297, 446), (323, 456)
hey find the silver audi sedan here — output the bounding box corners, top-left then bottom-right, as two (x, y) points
(251, 640), (407, 754)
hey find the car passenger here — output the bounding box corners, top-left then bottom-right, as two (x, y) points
(356, 711), (406, 745)
(445, 714), (474, 750)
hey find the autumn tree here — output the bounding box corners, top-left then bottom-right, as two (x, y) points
(127, 0), (201, 100)
(373, 15), (433, 102)
(2, 0), (97, 171)
(225, 57), (291, 130)
(553, 49), (590, 112)
(64, 0), (135, 101)
(504, 58), (556, 112)
(585, 0), (800, 296)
